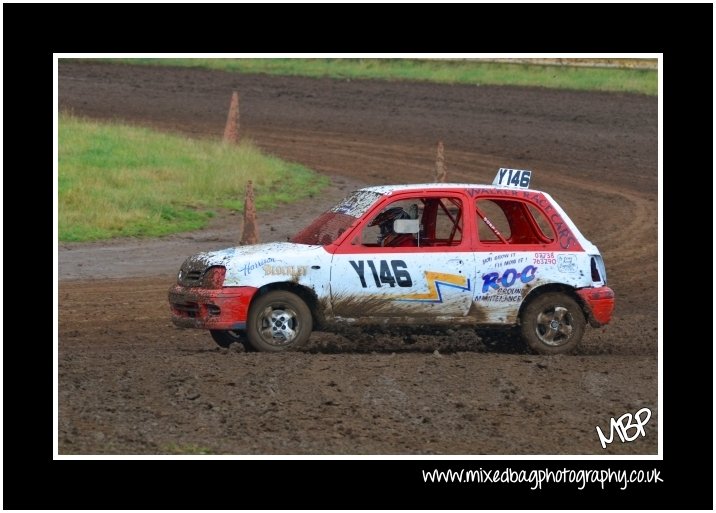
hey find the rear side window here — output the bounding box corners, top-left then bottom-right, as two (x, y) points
(527, 204), (554, 240)
(476, 199), (510, 242)
(475, 199), (554, 245)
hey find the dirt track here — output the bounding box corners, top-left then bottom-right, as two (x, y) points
(58, 61), (658, 455)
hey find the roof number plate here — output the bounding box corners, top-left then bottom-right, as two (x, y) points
(493, 168), (532, 188)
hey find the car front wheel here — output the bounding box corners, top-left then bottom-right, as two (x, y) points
(210, 329), (254, 351)
(520, 292), (585, 354)
(246, 290), (312, 352)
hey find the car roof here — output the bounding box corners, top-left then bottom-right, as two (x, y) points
(359, 183), (544, 195)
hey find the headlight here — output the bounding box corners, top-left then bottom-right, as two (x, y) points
(202, 266), (227, 289)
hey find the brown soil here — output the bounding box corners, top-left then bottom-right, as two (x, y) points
(58, 61), (658, 455)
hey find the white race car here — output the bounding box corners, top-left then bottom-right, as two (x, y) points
(169, 169), (614, 354)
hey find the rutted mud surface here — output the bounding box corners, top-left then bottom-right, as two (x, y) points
(58, 61), (658, 454)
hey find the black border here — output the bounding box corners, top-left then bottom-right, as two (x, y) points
(4, 3), (712, 510)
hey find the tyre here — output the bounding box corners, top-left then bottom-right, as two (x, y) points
(520, 292), (585, 354)
(246, 290), (313, 352)
(210, 329), (254, 351)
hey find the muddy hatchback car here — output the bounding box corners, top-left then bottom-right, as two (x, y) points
(169, 169), (614, 354)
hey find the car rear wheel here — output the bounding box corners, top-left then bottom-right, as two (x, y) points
(246, 290), (312, 352)
(520, 292), (585, 354)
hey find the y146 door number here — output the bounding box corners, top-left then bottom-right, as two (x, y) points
(349, 260), (413, 288)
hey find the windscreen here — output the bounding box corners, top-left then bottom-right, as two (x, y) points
(290, 190), (382, 246)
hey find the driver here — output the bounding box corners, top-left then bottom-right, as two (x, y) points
(369, 206), (417, 247)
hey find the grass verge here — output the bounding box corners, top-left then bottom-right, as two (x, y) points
(58, 114), (328, 242)
(92, 58), (657, 95)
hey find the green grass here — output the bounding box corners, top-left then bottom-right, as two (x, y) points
(94, 58), (657, 95)
(58, 114), (328, 242)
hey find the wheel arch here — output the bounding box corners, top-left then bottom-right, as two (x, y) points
(253, 281), (326, 328)
(518, 283), (587, 324)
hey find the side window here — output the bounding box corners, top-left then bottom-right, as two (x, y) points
(476, 199), (554, 245)
(361, 199), (422, 247)
(432, 198), (463, 244)
(527, 204), (554, 240)
(476, 199), (510, 242)
(360, 196), (464, 248)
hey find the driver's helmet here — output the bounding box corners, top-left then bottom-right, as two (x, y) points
(369, 206), (412, 246)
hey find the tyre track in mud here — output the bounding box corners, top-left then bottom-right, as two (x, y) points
(58, 61), (658, 455)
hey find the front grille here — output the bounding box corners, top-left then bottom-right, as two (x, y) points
(179, 269), (203, 286)
(171, 302), (199, 318)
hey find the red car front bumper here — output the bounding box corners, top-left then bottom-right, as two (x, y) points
(168, 284), (258, 330)
(577, 286), (615, 327)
